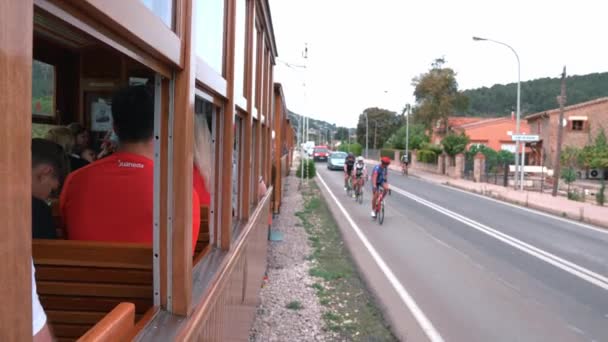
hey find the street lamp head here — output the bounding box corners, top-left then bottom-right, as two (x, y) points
(472, 36), (487, 41)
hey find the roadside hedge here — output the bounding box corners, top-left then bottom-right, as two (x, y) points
(338, 143), (363, 157)
(296, 159), (316, 178)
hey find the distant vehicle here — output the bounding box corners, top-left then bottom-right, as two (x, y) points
(327, 151), (347, 170)
(313, 146), (330, 161)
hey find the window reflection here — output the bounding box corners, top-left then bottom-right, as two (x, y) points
(234, 0), (246, 98)
(195, 0), (225, 75)
(140, 0), (174, 28)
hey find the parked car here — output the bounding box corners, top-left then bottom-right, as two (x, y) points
(313, 146), (330, 161)
(327, 151), (347, 170)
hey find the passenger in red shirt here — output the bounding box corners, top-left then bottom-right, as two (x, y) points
(60, 86), (200, 252)
(193, 113), (212, 207)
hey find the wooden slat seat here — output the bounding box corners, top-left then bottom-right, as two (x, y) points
(33, 240), (154, 341)
(194, 206), (211, 264)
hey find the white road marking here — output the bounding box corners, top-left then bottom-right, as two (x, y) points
(316, 172), (445, 342)
(391, 185), (608, 291)
(392, 169), (608, 235)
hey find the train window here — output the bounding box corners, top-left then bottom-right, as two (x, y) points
(233, 114), (244, 225)
(194, 96), (217, 254)
(251, 119), (259, 211)
(32, 60), (56, 118)
(194, 0), (225, 76)
(140, 0), (174, 29)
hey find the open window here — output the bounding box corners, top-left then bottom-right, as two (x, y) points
(30, 8), (162, 340)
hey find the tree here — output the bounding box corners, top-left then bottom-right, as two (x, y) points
(561, 168), (577, 194)
(384, 124), (429, 150)
(355, 107), (403, 149)
(560, 146), (581, 169)
(441, 133), (469, 157)
(411, 58), (469, 129)
(334, 127), (350, 141)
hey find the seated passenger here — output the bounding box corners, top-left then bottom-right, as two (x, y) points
(193, 114), (212, 207)
(66, 123), (91, 171)
(60, 86), (200, 252)
(31, 139), (67, 239)
(45, 126), (89, 172)
(80, 147), (97, 163)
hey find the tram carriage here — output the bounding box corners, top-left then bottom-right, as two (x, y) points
(0, 0), (295, 340)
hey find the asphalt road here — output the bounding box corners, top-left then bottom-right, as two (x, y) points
(315, 162), (608, 342)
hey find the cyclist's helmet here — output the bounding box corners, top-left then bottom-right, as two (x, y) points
(348, 152), (354, 158)
(356, 156), (364, 163)
(381, 157), (391, 165)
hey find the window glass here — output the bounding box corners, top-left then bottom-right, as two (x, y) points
(251, 27), (258, 104)
(233, 116), (243, 220)
(234, 0), (246, 98)
(572, 120), (584, 131)
(195, 0), (225, 75)
(32, 60), (55, 117)
(140, 0), (173, 28)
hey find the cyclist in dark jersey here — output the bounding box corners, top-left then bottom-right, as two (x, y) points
(371, 157), (390, 218)
(344, 152), (356, 190)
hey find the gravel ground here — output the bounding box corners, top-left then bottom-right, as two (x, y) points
(249, 171), (333, 342)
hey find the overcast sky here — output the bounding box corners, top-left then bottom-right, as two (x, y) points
(269, 0), (608, 128)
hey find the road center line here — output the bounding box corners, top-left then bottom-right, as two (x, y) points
(390, 185), (608, 291)
(316, 172), (445, 342)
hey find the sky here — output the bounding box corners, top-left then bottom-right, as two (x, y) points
(269, 0), (608, 128)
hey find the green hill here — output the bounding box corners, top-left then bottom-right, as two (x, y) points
(459, 72), (608, 117)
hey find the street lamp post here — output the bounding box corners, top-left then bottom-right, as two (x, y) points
(405, 104), (410, 162)
(473, 36), (522, 190)
(365, 113), (369, 159)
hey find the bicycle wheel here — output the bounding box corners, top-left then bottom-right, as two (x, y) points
(378, 200), (385, 225)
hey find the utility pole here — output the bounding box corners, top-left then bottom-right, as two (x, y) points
(365, 114), (369, 158)
(552, 66), (567, 197)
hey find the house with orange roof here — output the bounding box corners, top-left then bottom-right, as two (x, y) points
(432, 116), (530, 154)
(452, 116), (531, 152)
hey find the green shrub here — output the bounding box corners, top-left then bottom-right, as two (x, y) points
(597, 180), (606, 206)
(380, 149), (397, 160)
(567, 190), (581, 201)
(296, 159), (316, 178)
(417, 149), (437, 164)
(337, 143), (363, 157)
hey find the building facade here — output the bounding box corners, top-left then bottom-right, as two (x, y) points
(526, 97), (608, 170)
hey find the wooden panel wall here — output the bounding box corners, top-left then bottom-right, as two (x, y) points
(0, 0), (34, 340)
(176, 190), (271, 341)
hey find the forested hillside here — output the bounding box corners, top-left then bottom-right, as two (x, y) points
(459, 72), (608, 117)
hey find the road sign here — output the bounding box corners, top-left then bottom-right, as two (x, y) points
(511, 134), (540, 142)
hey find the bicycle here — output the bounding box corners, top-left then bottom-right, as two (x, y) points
(401, 162), (408, 176)
(345, 174), (353, 197)
(353, 176), (364, 204)
(374, 186), (388, 225)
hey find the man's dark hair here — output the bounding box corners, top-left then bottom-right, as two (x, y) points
(111, 85), (154, 143)
(32, 138), (68, 182)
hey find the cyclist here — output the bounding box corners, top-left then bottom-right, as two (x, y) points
(353, 156), (367, 193)
(400, 152), (409, 175)
(344, 152), (356, 191)
(371, 157), (391, 218)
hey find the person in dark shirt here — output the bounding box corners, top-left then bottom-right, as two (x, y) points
(31, 138), (67, 239)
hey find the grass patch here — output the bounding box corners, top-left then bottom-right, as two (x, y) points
(297, 183), (397, 341)
(286, 300), (303, 311)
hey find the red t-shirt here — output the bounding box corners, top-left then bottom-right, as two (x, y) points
(60, 152), (200, 253)
(193, 164), (211, 207)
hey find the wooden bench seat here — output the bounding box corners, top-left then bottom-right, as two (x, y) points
(33, 240), (154, 341)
